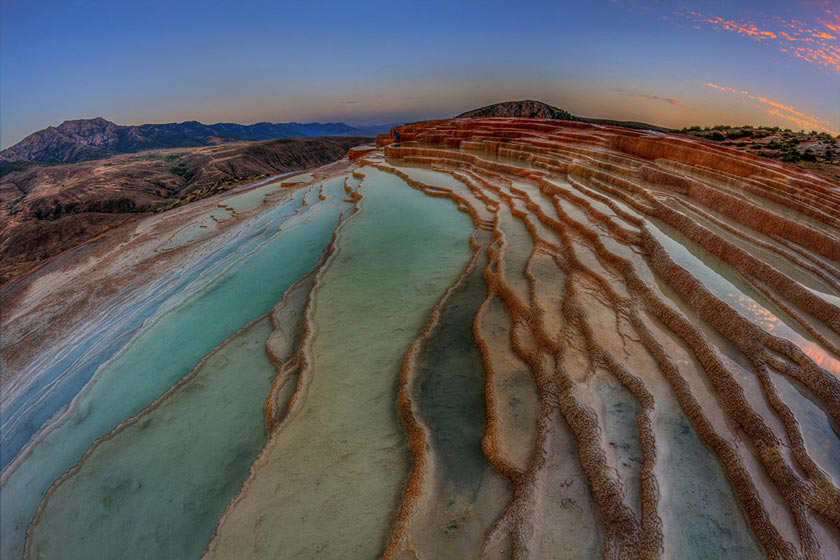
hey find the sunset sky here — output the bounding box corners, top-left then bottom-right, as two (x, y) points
(1, 0), (838, 148)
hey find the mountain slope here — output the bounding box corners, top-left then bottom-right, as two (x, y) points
(0, 136), (369, 282)
(0, 118), (378, 164)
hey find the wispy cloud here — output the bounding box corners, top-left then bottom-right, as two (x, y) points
(613, 87), (681, 106)
(675, 7), (840, 72)
(706, 82), (838, 134)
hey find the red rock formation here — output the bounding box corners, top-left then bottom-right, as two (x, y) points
(361, 118), (840, 559)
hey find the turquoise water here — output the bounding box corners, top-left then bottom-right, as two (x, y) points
(204, 166), (474, 559)
(410, 249), (510, 557)
(27, 317), (277, 559)
(2, 185), (307, 464)
(1, 181), (349, 560)
(416, 253), (493, 498)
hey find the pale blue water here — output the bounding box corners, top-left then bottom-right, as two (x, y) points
(1, 190), (302, 467)
(204, 167), (475, 559)
(646, 219), (840, 376)
(27, 318), (278, 559)
(0, 178), (350, 560)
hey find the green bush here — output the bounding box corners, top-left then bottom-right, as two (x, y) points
(169, 164), (189, 177)
(726, 129), (752, 139)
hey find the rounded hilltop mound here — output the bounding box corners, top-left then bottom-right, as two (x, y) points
(457, 100), (576, 120)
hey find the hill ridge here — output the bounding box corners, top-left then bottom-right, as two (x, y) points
(0, 118), (383, 164)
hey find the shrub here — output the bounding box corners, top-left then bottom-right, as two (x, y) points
(169, 164), (189, 177)
(726, 129), (752, 139)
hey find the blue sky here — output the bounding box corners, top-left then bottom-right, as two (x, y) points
(1, 0), (838, 148)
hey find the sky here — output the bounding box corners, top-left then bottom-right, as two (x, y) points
(1, 0), (838, 148)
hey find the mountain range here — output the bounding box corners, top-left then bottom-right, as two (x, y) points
(0, 118), (393, 164)
(2, 101), (674, 165)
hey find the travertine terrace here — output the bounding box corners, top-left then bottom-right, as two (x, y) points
(3, 117), (840, 560)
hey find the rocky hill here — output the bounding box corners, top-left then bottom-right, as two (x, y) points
(457, 99), (577, 120)
(0, 136), (368, 282)
(680, 125), (840, 182)
(0, 118), (382, 164)
(456, 100), (674, 133)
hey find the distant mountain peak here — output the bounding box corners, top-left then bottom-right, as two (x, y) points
(55, 117), (119, 132)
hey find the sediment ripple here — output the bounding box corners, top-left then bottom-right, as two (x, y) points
(366, 118), (839, 559)
(6, 118), (840, 559)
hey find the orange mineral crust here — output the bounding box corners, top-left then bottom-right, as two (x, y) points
(358, 118), (838, 559)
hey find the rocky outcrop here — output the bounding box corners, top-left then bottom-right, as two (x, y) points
(457, 100), (577, 120)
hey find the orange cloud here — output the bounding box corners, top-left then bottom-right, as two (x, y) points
(677, 8), (840, 72)
(706, 83), (838, 135)
(683, 11), (778, 40)
(821, 7), (840, 34)
(768, 109), (825, 131)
